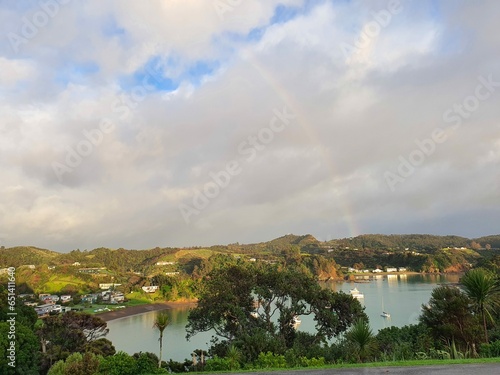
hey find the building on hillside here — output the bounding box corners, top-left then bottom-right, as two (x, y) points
(398, 267), (407, 272)
(142, 286), (159, 293)
(156, 261), (176, 266)
(99, 283), (121, 289)
(60, 295), (72, 303)
(386, 267), (398, 273)
(72, 262), (81, 266)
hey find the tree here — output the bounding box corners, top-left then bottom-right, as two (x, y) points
(0, 322), (40, 375)
(420, 286), (480, 352)
(186, 262), (366, 361)
(38, 311), (110, 371)
(460, 268), (500, 343)
(153, 311), (170, 368)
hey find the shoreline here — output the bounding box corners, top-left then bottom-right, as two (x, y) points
(97, 300), (197, 322)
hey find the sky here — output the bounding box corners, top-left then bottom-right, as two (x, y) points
(0, 0), (499, 252)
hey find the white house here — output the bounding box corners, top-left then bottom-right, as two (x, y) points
(142, 286), (159, 293)
(372, 268), (383, 273)
(398, 267), (407, 272)
(386, 267), (398, 273)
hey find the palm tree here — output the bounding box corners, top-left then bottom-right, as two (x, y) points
(153, 311), (170, 368)
(346, 318), (374, 362)
(460, 268), (500, 343)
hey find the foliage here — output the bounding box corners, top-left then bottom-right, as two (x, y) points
(204, 356), (233, 371)
(0, 321), (40, 375)
(98, 351), (137, 375)
(460, 268), (500, 342)
(420, 286), (481, 352)
(375, 324), (433, 361)
(479, 340), (500, 358)
(254, 351), (287, 368)
(346, 318), (375, 362)
(186, 261), (366, 362)
(153, 311), (170, 368)
(47, 352), (101, 375)
(132, 352), (161, 374)
(38, 311), (111, 372)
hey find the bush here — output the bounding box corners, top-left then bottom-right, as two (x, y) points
(133, 352), (160, 374)
(204, 356), (232, 371)
(99, 351), (137, 375)
(480, 340), (500, 358)
(254, 352), (286, 368)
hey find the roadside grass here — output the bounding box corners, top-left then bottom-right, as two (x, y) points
(145, 357), (500, 374)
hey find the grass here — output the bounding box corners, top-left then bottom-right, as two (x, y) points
(148, 357), (500, 374)
(125, 291), (158, 305)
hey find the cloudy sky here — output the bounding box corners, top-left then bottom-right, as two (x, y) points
(0, 0), (499, 252)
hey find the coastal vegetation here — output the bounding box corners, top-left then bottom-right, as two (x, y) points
(1, 233), (500, 374)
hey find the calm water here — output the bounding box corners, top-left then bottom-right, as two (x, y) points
(107, 274), (459, 361)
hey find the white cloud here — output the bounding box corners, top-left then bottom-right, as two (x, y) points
(0, 0), (499, 251)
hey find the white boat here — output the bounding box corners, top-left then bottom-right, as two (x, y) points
(381, 311), (391, 318)
(349, 287), (364, 299)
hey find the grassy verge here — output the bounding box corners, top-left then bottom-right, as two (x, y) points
(151, 357), (500, 375)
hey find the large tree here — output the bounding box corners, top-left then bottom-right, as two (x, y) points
(186, 261), (366, 360)
(460, 268), (500, 343)
(420, 286), (481, 352)
(38, 311), (112, 371)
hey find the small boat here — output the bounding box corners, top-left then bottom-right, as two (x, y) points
(349, 287), (364, 299)
(381, 311), (391, 318)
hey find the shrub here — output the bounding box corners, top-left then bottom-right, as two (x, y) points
(480, 340), (500, 358)
(99, 351), (137, 375)
(204, 356), (232, 371)
(254, 352), (286, 368)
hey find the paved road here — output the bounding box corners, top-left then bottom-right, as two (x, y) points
(229, 363), (500, 375)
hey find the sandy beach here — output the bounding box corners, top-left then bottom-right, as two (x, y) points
(97, 300), (197, 322)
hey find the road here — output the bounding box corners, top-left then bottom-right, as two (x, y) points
(229, 363), (500, 375)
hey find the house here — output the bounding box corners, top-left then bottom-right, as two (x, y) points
(72, 262), (81, 266)
(99, 283), (121, 290)
(372, 268), (383, 273)
(34, 303), (56, 317)
(348, 267), (356, 272)
(386, 267), (398, 273)
(110, 292), (124, 304)
(39, 293), (51, 301)
(142, 286), (159, 293)
(398, 267), (407, 272)
(81, 294), (99, 303)
(165, 272), (180, 276)
(156, 261), (176, 266)
(60, 295), (72, 303)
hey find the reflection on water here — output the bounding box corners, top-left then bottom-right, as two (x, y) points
(107, 274), (460, 361)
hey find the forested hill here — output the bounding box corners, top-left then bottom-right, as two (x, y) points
(1, 233), (499, 272)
